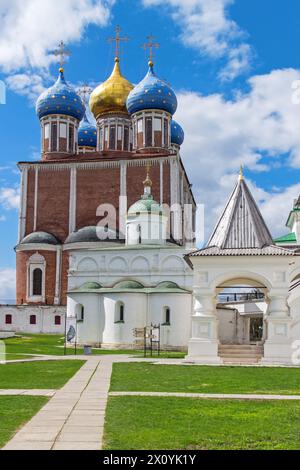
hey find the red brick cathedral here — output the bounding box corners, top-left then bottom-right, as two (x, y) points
(15, 38), (196, 308)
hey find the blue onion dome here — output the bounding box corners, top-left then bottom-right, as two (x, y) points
(36, 68), (85, 120)
(171, 120), (184, 146)
(78, 112), (97, 148)
(126, 61), (177, 115)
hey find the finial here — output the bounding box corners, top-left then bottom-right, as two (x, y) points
(108, 25), (129, 60)
(239, 165), (244, 181)
(54, 40), (71, 71)
(143, 163), (152, 195)
(78, 84), (93, 105)
(142, 34), (160, 64)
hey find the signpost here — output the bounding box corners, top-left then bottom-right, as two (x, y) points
(133, 324), (160, 357)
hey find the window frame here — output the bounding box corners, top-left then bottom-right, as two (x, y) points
(27, 253), (46, 303)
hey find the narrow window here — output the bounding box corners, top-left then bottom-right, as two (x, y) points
(164, 119), (168, 147)
(55, 316), (61, 326)
(99, 128), (103, 150)
(119, 304), (124, 322)
(138, 225), (142, 244)
(69, 125), (74, 152)
(109, 126), (116, 149)
(124, 126), (129, 151)
(145, 117), (152, 147)
(32, 268), (42, 296)
(51, 123), (58, 151)
(5, 314), (12, 325)
(165, 308), (170, 325)
(30, 315), (36, 325)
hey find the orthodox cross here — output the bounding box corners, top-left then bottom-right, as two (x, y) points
(54, 41), (71, 70)
(108, 25), (129, 59)
(142, 34), (160, 63)
(78, 84), (93, 104)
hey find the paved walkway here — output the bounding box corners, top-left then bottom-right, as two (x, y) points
(0, 389), (55, 397)
(3, 355), (300, 451)
(110, 391), (300, 400)
(3, 356), (114, 450)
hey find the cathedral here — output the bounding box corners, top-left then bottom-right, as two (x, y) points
(1, 35), (300, 364)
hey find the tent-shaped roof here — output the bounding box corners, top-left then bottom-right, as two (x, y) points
(208, 174), (273, 249)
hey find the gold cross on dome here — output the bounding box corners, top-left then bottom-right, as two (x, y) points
(54, 41), (71, 70)
(107, 25), (129, 59)
(78, 84), (93, 104)
(142, 34), (160, 63)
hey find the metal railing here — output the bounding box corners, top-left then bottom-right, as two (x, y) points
(218, 292), (265, 303)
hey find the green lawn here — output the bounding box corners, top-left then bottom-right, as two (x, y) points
(3, 334), (184, 358)
(0, 360), (84, 389)
(0, 396), (49, 449)
(110, 363), (300, 395)
(104, 397), (300, 450)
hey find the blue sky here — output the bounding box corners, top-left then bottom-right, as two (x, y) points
(1, 0), (300, 300)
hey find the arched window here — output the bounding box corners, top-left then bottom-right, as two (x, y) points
(138, 225), (142, 245)
(32, 268), (43, 296)
(164, 307), (171, 325)
(115, 302), (125, 323)
(27, 253), (46, 302)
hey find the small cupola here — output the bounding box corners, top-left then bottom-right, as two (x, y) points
(126, 166), (167, 245)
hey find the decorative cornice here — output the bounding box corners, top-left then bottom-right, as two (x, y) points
(18, 156), (174, 172)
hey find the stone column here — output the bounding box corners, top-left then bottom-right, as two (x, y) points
(186, 288), (222, 364)
(262, 289), (293, 364)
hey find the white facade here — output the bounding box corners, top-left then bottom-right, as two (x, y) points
(0, 305), (65, 334)
(66, 244), (193, 349)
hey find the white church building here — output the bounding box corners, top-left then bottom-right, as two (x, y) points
(64, 169), (300, 365)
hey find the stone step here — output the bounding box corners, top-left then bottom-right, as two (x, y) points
(220, 352), (262, 357)
(222, 357), (261, 364)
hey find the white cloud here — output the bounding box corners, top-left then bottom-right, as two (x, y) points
(0, 268), (16, 302)
(6, 73), (47, 102)
(175, 68), (300, 240)
(0, 0), (115, 73)
(0, 187), (20, 210)
(143, 0), (251, 79)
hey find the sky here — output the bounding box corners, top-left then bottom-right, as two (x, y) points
(1, 0), (300, 301)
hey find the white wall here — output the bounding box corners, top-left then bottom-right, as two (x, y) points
(0, 305), (65, 334)
(149, 293), (191, 348)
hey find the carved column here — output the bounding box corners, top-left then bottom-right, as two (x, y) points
(262, 289), (293, 364)
(186, 287), (221, 364)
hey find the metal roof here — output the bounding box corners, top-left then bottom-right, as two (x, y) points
(189, 245), (296, 257)
(208, 176), (273, 249)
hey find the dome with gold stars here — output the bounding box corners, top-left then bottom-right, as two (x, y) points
(126, 61), (177, 116)
(89, 58), (134, 119)
(36, 68), (85, 121)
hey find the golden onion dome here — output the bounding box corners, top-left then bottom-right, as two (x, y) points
(89, 58), (134, 119)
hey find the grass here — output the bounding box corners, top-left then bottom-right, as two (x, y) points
(110, 363), (300, 395)
(3, 334), (184, 358)
(0, 396), (49, 449)
(0, 360), (84, 389)
(3, 354), (36, 361)
(104, 396), (300, 450)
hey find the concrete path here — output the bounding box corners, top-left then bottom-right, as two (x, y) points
(3, 356), (114, 450)
(109, 391), (300, 400)
(0, 389), (55, 397)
